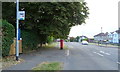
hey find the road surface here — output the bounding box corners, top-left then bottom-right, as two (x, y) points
(64, 42), (118, 70)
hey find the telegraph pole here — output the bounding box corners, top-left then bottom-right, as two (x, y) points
(16, 0), (19, 61)
(100, 27), (103, 44)
(101, 27), (103, 33)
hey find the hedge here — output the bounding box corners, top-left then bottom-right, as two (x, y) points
(21, 30), (40, 52)
(2, 20), (15, 57)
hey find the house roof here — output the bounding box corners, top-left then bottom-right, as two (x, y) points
(110, 32), (114, 34)
(79, 36), (88, 38)
(115, 29), (120, 34)
(94, 32), (108, 37)
(94, 28), (120, 37)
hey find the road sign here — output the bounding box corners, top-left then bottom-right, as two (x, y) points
(19, 11), (25, 20)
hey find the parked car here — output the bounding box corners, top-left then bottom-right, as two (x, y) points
(82, 41), (88, 45)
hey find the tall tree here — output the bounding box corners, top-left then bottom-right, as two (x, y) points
(2, 2), (89, 41)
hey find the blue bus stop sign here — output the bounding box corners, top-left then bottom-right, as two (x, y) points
(18, 28), (21, 40)
(18, 11), (25, 20)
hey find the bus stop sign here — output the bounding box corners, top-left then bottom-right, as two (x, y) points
(18, 11), (25, 20)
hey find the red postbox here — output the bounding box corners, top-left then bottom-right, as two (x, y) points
(60, 40), (64, 50)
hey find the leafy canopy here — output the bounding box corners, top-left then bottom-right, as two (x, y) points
(2, 2), (89, 39)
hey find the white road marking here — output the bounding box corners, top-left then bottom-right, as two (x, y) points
(100, 51), (105, 53)
(96, 53), (104, 56)
(117, 62), (120, 64)
(105, 53), (111, 55)
(66, 50), (69, 56)
(100, 51), (111, 55)
(93, 52), (104, 56)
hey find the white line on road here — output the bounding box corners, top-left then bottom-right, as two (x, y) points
(105, 53), (111, 55)
(100, 51), (111, 55)
(66, 50), (69, 56)
(96, 53), (104, 56)
(100, 51), (105, 53)
(93, 52), (104, 56)
(117, 62), (120, 64)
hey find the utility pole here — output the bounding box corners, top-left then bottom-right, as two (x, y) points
(101, 27), (103, 33)
(16, 0), (19, 61)
(100, 27), (103, 44)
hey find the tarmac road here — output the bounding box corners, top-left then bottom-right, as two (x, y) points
(64, 42), (118, 70)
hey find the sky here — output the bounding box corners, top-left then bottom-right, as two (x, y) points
(69, 0), (119, 38)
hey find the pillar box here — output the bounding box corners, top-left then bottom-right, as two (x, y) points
(60, 40), (64, 50)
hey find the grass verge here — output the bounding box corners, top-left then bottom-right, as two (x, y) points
(32, 62), (63, 72)
(89, 43), (119, 47)
(43, 42), (58, 49)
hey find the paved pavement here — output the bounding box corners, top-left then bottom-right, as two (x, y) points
(2, 42), (119, 72)
(2, 44), (66, 70)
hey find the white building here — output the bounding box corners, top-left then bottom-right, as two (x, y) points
(108, 32), (114, 43)
(107, 29), (120, 43)
(112, 32), (119, 43)
(94, 28), (120, 44)
(94, 32), (109, 42)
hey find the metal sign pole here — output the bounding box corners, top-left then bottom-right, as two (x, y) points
(16, 0), (19, 61)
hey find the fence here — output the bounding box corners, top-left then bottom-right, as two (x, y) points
(9, 38), (22, 55)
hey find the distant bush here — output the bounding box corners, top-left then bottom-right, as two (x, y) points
(82, 38), (88, 41)
(47, 36), (54, 44)
(2, 20), (15, 57)
(21, 30), (40, 52)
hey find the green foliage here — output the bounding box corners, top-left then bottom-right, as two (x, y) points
(47, 36), (54, 44)
(82, 38), (88, 41)
(21, 30), (40, 51)
(70, 37), (75, 42)
(1, 20), (15, 57)
(65, 39), (69, 42)
(76, 36), (80, 42)
(39, 34), (48, 44)
(2, 2), (89, 40)
(2, 2), (89, 49)
(2, 2), (16, 27)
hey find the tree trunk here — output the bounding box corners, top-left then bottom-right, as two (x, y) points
(40, 43), (42, 47)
